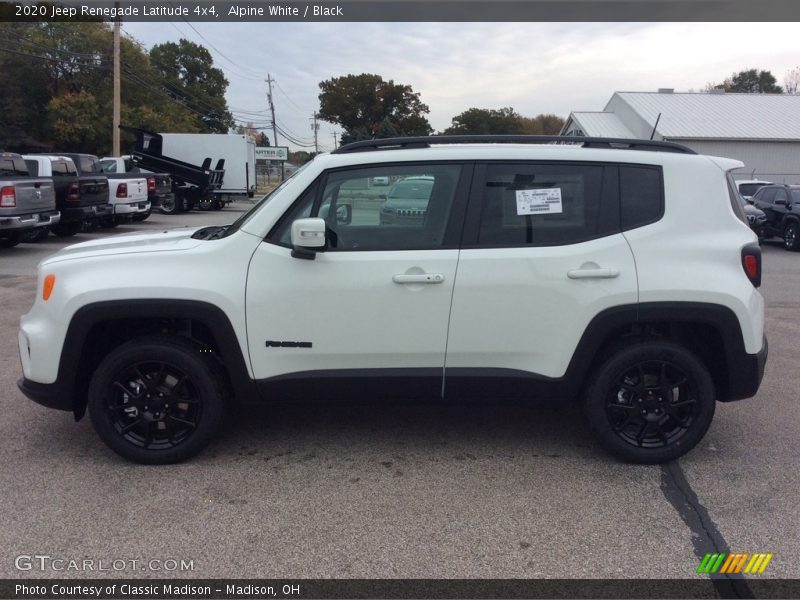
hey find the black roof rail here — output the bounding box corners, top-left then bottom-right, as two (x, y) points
(332, 135), (697, 155)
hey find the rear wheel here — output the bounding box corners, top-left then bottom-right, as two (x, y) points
(582, 341), (715, 463)
(0, 232), (21, 248)
(88, 336), (227, 464)
(52, 221), (82, 237)
(132, 207), (151, 222)
(20, 227), (50, 242)
(783, 222), (800, 251)
(160, 195), (179, 215)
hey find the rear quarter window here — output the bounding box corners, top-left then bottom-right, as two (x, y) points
(24, 160), (39, 176)
(620, 165), (664, 230)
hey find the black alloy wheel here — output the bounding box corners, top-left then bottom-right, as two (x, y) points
(582, 341), (715, 463)
(784, 222), (800, 251)
(88, 337), (226, 464)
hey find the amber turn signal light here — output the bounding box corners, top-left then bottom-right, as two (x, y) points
(43, 274), (56, 301)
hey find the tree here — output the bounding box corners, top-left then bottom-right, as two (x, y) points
(785, 67), (800, 95)
(519, 113), (565, 135)
(442, 108), (565, 136)
(257, 132), (271, 146)
(708, 69), (783, 93)
(0, 22), (206, 153)
(443, 107), (524, 134)
(149, 39), (234, 133)
(318, 73), (432, 144)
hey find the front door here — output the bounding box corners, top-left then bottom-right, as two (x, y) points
(246, 162), (470, 400)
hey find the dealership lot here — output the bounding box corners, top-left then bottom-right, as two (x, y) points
(0, 204), (798, 580)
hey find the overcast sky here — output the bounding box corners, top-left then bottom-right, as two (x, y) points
(120, 22), (800, 152)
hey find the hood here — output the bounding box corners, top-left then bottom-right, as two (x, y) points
(42, 227), (204, 265)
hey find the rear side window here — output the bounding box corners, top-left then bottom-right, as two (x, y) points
(80, 156), (102, 174)
(51, 161), (72, 176)
(25, 160), (39, 176)
(620, 165), (664, 230)
(476, 162), (617, 247)
(0, 158), (29, 176)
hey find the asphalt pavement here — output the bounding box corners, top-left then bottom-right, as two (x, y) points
(0, 204), (797, 584)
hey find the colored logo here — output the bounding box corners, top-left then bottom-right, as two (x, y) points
(697, 552), (773, 575)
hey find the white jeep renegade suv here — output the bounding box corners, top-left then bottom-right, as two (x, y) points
(17, 135), (767, 464)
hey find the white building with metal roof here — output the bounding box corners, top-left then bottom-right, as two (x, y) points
(561, 90), (800, 182)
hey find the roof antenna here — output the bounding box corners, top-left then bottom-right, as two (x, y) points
(650, 113), (662, 140)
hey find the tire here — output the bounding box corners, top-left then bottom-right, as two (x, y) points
(0, 232), (21, 248)
(783, 222), (800, 251)
(20, 227), (50, 242)
(582, 341), (716, 464)
(160, 196), (178, 215)
(132, 208), (151, 222)
(51, 222), (82, 237)
(88, 336), (228, 464)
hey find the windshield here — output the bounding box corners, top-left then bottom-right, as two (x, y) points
(223, 161), (312, 237)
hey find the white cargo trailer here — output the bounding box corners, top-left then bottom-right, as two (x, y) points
(159, 133), (256, 201)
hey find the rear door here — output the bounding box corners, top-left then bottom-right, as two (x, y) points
(445, 161), (642, 397)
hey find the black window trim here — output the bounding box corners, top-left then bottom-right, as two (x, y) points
(266, 160), (475, 252)
(460, 159), (665, 250)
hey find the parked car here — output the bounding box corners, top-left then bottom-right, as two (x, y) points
(100, 156), (173, 221)
(0, 152), (59, 247)
(17, 136), (766, 465)
(379, 175), (434, 225)
(59, 153), (147, 227)
(24, 155), (112, 238)
(737, 179), (773, 201)
(737, 193), (767, 238)
(750, 183), (800, 250)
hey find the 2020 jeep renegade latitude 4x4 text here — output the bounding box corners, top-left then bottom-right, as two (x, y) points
(17, 136), (767, 464)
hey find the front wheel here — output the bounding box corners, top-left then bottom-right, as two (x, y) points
(582, 341), (715, 463)
(783, 222), (800, 251)
(88, 336), (227, 464)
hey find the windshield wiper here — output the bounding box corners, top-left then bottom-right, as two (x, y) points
(191, 225), (228, 240)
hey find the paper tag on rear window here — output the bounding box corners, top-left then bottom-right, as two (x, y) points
(516, 188), (563, 215)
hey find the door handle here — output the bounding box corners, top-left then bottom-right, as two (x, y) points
(392, 273), (445, 284)
(567, 268), (620, 279)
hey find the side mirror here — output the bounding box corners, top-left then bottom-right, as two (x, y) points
(775, 199), (788, 206)
(336, 204), (352, 225)
(290, 218), (326, 260)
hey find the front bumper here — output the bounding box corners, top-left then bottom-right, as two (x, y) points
(17, 376), (72, 412)
(0, 210), (60, 231)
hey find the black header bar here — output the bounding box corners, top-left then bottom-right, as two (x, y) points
(2, 0), (800, 22)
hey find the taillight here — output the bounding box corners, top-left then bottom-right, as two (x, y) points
(741, 244), (761, 288)
(66, 182), (80, 202)
(147, 176), (156, 193)
(1, 185), (15, 207)
(116, 183), (127, 198)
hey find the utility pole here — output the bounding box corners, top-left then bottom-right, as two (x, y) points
(310, 112), (319, 154)
(112, 10), (121, 156)
(265, 74), (283, 181)
(332, 131), (338, 149)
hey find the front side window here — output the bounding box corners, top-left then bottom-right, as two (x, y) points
(476, 162), (617, 246)
(757, 188), (777, 204)
(270, 164), (463, 251)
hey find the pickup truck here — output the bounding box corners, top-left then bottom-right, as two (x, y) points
(23, 155), (112, 238)
(0, 152), (60, 248)
(60, 153), (148, 227)
(100, 156), (173, 221)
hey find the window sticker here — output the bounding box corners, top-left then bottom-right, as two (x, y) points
(515, 188), (563, 215)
